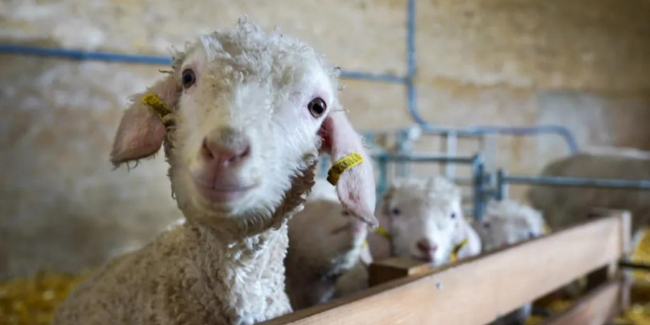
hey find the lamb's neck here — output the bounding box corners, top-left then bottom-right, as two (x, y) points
(184, 221), (288, 270)
(180, 221), (292, 323)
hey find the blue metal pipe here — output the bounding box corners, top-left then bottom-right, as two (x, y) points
(0, 44), (173, 65)
(502, 175), (650, 190)
(0, 44), (407, 84)
(398, 0), (579, 153)
(318, 154), (330, 179)
(370, 153), (477, 164)
(407, 0), (416, 78)
(472, 154), (486, 220)
(376, 156), (389, 202)
(405, 0), (429, 126)
(339, 71), (406, 84)
(420, 124), (579, 154)
(461, 125), (578, 153)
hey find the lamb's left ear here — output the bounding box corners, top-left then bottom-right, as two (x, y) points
(319, 110), (378, 228)
(110, 74), (179, 167)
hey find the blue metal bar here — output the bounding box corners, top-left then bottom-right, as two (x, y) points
(371, 153), (477, 164)
(406, 0), (416, 79)
(395, 129), (410, 177)
(339, 71), (406, 84)
(399, 0), (580, 154)
(0, 44), (407, 84)
(0, 44), (173, 65)
(502, 175), (650, 190)
(318, 155), (330, 179)
(472, 154), (486, 220)
(376, 156), (389, 202)
(421, 125), (579, 154)
(405, 0), (429, 125)
(496, 169), (507, 200)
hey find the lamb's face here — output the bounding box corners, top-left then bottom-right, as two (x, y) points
(475, 204), (545, 252)
(168, 32), (336, 221)
(111, 21), (377, 232)
(382, 184), (463, 266)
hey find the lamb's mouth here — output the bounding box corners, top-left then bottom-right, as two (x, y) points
(193, 178), (259, 203)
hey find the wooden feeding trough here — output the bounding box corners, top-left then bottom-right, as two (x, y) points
(263, 209), (632, 325)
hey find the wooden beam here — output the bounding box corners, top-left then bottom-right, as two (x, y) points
(539, 280), (621, 325)
(368, 257), (432, 287)
(261, 212), (629, 325)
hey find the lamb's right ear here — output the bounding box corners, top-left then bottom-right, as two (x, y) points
(110, 75), (179, 167)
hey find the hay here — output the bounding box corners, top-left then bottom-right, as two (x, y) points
(0, 271), (89, 325)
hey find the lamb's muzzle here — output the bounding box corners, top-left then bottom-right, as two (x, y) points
(194, 127), (254, 203)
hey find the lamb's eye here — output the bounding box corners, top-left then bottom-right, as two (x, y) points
(391, 208), (401, 216)
(182, 69), (196, 89)
(451, 213), (456, 219)
(308, 97), (327, 118)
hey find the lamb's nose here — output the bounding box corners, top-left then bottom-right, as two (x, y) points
(416, 239), (438, 253)
(201, 129), (251, 167)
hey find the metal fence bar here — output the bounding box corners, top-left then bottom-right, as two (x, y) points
(442, 131), (457, 179)
(472, 155), (486, 220)
(495, 169), (508, 200)
(502, 174), (650, 190)
(370, 154), (477, 164)
(419, 125), (579, 155)
(0, 44), (407, 85)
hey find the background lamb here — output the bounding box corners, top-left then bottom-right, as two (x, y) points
(474, 199), (546, 252)
(473, 199), (546, 325)
(52, 20), (376, 325)
(285, 179), (371, 310)
(372, 177), (481, 267)
(528, 146), (650, 232)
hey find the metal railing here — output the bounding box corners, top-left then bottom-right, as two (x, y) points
(495, 169), (650, 200)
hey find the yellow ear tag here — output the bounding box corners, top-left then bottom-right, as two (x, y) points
(327, 153), (364, 186)
(142, 93), (173, 128)
(375, 226), (391, 240)
(451, 238), (469, 263)
(543, 224), (552, 235)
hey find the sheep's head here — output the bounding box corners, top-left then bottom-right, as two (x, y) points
(288, 180), (367, 271)
(110, 20), (376, 235)
(380, 177), (464, 266)
(475, 200), (546, 252)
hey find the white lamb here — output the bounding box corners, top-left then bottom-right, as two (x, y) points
(528, 146), (650, 231)
(285, 179), (371, 310)
(474, 199), (546, 252)
(473, 199), (546, 325)
(52, 19), (377, 325)
(375, 177), (481, 267)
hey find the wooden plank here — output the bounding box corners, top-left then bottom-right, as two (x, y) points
(261, 213), (628, 325)
(586, 210), (630, 292)
(368, 257), (432, 287)
(540, 280), (621, 325)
